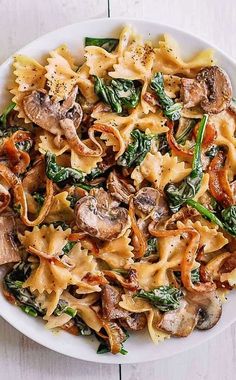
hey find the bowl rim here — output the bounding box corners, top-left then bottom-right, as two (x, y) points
(0, 17), (236, 364)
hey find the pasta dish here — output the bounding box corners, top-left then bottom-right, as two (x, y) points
(1, 25), (236, 355)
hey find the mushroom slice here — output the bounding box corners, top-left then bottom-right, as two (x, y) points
(133, 187), (169, 221)
(181, 78), (207, 109)
(120, 313), (147, 331)
(101, 284), (129, 320)
(186, 291), (222, 330)
(181, 66), (232, 114)
(75, 188), (130, 241)
(0, 214), (20, 265)
(158, 299), (199, 337)
(197, 66), (232, 114)
(23, 90), (62, 134)
(23, 86), (83, 135)
(107, 170), (135, 204)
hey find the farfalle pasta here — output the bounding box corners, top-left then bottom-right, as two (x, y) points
(1, 25), (236, 356)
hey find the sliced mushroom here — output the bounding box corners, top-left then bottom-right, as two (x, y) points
(133, 187), (169, 221)
(75, 188), (130, 241)
(101, 284), (129, 320)
(187, 291), (222, 330)
(0, 214), (21, 265)
(23, 86), (83, 135)
(158, 299), (199, 337)
(120, 313), (147, 331)
(181, 66), (232, 114)
(181, 78), (208, 109)
(107, 170), (135, 204)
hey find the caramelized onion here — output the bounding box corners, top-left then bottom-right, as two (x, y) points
(129, 198), (147, 258)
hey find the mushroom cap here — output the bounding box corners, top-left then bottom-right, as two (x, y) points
(197, 66), (232, 114)
(186, 291), (222, 330)
(158, 299), (199, 337)
(107, 170), (135, 204)
(75, 189), (130, 241)
(23, 88), (83, 134)
(133, 187), (169, 220)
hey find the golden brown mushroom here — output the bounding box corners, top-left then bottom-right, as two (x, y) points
(75, 188), (130, 241)
(181, 66), (232, 114)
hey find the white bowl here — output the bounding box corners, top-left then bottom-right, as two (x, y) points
(0, 18), (236, 364)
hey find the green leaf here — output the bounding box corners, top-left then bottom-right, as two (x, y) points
(15, 140), (33, 152)
(175, 268), (200, 284)
(4, 262), (45, 315)
(135, 285), (183, 312)
(45, 152), (84, 184)
(176, 120), (197, 145)
(145, 237), (158, 257)
(62, 241), (76, 255)
(0, 101), (15, 129)
(74, 315), (92, 336)
(165, 114), (208, 213)
(86, 167), (103, 181)
(117, 129), (153, 167)
(85, 37), (119, 52)
(94, 76), (141, 113)
(21, 305), (38, 317)
(150, 73), (182, 120)
(54, 300), (77, 317)
(33, 192), (45, 208)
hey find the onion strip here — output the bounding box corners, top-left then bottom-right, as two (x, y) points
(89, 123), (125, 159)
(148, 225), (215, 292)
(0, 164), (53, 226)
(129, 197), (147, 258)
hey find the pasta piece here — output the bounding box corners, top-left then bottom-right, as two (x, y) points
(20, 224), (71, 256)
(69, 243), (98, 283)
(77, 63), (98, 103)
(44, 191), (74, 223)
(109, 26), (155, 114)
(147, 309), (170, 344)
(210, 110), (236, 179)
(131, 152), (191, 190)
(154, 34), (215, 77)
(38, 131), (69, 156)
(71, 139), (103, 173)
(220, 269), (236, 286)
(99, 230), (134, 268)
(55, 44), (77, 70)
(10, 55), (46, 122)
(177, 220), (228, 253)
(46, 48), (78, 101)
(85, 46), (117, 77)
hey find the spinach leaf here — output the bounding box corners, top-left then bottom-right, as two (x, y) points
(54, 300), (77, 317)
(0, 101), (15, 129)
(62, 241), (76, 255)
(45, 152), (84, 184)
(135, 285), (183, 312)
(74, 315), (92, 336)
(117, 129), (153, 167)
(86, 167), (103, 181)
(150, 73), (182, 120)
(176, 120), (197, 145)
(145, 237), (158, 257)
(15, 140), (33, 152)
(33, 192), (45, 208)
(175, 268), (200, 284)
(165, 114), (208, 213)
(85, 37), (119, 52)
(21, 305), (38, 317)
(205, 145), (220, 159)
(4, 262), (45, 316)
(186, 199), (236, 237)
(94, 76), (140, 113)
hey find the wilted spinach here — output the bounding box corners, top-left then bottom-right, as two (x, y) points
(94, 76), (140, 113)
(61, 241), (76, 255)
(45, 152), (84, 184)
(165, 114), (208, 213)
(135, 285), (183, 312)
(117, 129), (153, 167)
(145, 237), (158, 257)
(150, 73), (182, 121)
(33, 192), (45, 208)
(4, 262), (45, 316)
(174, 268), (200, 284)
(176, 119), (197, 145)
(187, 199), (236, 237)
(54, 300), (77, 317)
(0, 101), (15, 129)
(86, 167), (103, 181)
(15, 139), (33, 152)
(85, 37), (119, 52)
